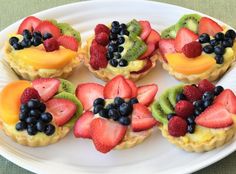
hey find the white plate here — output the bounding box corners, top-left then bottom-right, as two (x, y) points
(0, 0), (236, 174)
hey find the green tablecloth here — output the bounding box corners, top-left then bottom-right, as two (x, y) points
(0, 0), (235, 173)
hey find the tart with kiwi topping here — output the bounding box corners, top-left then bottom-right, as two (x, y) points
(0, 78), (83, 147)
(81, 20), (161, 81)
(5, 16), (82, 80)
(158, 14), (236, 83)
(151, 79), (236, 152)
(74, 75), (158, 153)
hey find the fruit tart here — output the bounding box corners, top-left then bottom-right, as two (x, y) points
(74, 75), (158, 153)
(81, 20), (161, 81)
(151, 79), (236, 152)
(5, 16), (82, 80)
(158, 14), (236, 83)
(0, 78), (83, 146)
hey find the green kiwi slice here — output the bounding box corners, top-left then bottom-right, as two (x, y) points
(127, 19), (142, 36)
(151, 101), (168, 125)
(168, 85), (184, 107)
(58, 79), (75, 94)
(159, 89), (174, 115)
(161, 25), (177, 39)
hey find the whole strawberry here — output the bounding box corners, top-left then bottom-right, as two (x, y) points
(168, 116), (187, 137)
(20, 87), (41, 104)
(198, 79), (215, 93)
(175, 100), (194, 119)
(182, 41), (202, 58)
(183, 85), (202, 102)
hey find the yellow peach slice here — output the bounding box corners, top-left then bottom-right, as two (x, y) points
(166, 53), (216, 75)
(0, 81), (31, 125)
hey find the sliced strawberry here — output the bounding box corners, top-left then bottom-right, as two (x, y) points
(145, 29), (161, 48)
(158, 39), (176, 60)
(57, 35), (79, 51)
(198, 17), (223, 36)
(32, 78), (60, 101)
(125, 79), (138, 98)
(131, 58), (152, 74)
(214, 89), (236, 114)
(34, 21), (61, 38)
(195, 103), (233, 128)
(17, 16), (41, 34)
(139, 21), (152, 40)
(76, 83), (104, 111)
(74, 111), (94, 139)
(174, 28), (198, 52)
(131, 103), (157, 131)
(139, 43), (155, 60)
(137, 84), (158, 106)
(90, 118), (127, 153)
(104, 75), (132, 99)
(46, 98), (76, 126)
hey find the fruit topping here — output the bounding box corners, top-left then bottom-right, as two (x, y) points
(57, 35), (79, 51)
(168, 116), (187, 137)
(198, 79), (215, 93)
(139, 43), (155, 60)
(17, 16), (41, 34)
(145, 29), (161, 47)
(20, 87), (41, 104)
(34, 21), (61, 39)
(213, 85), (224, 96)
(198, 17), (223, 36)
(139, 21), (152, 40)
(182, 41), (202, 58)
(137, 84), (158, 106)
(175, 100), (194, 119)
(95, 32), (109, 46)
(183, 85), (202, 102)
(95, 24), (110, 35)
(43, 38), (59, 52)
(158, 39), (176, 59)
(125, 79), (138, 98)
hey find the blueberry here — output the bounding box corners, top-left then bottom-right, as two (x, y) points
(99, 109), (109, 118)
(194, 109), (202, 116)
(27, 125), (38, 135)
(108, 109), (121, 121)
(209, 39), (219, 47)
(214, 32), (225, 41)
(20, 104), (29, 112)
(39, 103), (46, 112)
(105, 103), (116, 110)
(120, 30), (129, 36)
(33, 31), (42, 38)
(44, 124), (55, 136)
(117, 37), (125, 44)
(108, 44), (117, 52)
(113, 52), (121, 59)
(26, 117), (37, 125)
(19, 112), (28, 121)
(27, 99), (41, 109)
(203, 100), (213, 108)
(109, 59), (118, 67)
(40, 112), (53, 123)
(203, 45), (214, 54)
(15, 122), (27, 131)
(129, 98), (139, 105)
(119, 117), (131, 126)
(93, 105), (104, 114)
(12, 43), (23, 50)
(202, 91), (214, 101)
(111, 27), (121, 34)
(119, 59), (128, 67)
(93, 98), (105, 106)
(225, 29), (236, 40)
(20, 39), (31, 48)
(167, 113), (175, 120)
(114, 97), (125, 106)
(214, 86), (224, 96)
(106, 51), (113, 60)
(119, 102), (132, 116)
(199, 33), (210, 43)
(119, 23), (127, 30)
(43, 33), (53, 40)
(118, 46), (124, 53)
(187, 116), (195, 125)
(222, 38), (233, 48)
(109, 33), (118, 40)
(29, 109), (41, 118)
(111, 21), (120, 28)
(36, 121), (46, 132)
(187, 124), (195, 134)
(176, 93), (186, 102)
(193, 100), (203, 108)
(215, 55), (224, 64)
(9, 37), (19, 46)
(22, 29), (32, 40)
(214, 46), (225, 55)
(32, 36), (42, 46)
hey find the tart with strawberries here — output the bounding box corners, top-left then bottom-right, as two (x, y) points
(81, 20), (161, 81)
(151, 79), (236, 152)
(158, 14), (236, 83)
(0, 78), (83, 146)
(5, 16), (82, 80)
(74, 75), (158, 153)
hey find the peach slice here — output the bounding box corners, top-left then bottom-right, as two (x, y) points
(0, 80), (31, 125)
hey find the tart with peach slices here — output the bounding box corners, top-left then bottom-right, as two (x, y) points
(81, 20), (160, 81)
(158, 14), (236, 83)
(5, 16), (82, 80)
(74, 75), (158, 153)
(151, 79), (236, 152)
(0, 78), (83, 146)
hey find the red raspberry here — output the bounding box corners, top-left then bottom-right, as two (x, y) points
(168, 116), (187, 137)
(95, 24), (110, 35)
(20, 87), (41, 104)
(198, 79), (215, 93)
(43, 38), (59, 52)
(175, 100), (194, 119)
(183, 85), (202, 102)
(182, 41), (202, 58)
(95, 32), (109, 46)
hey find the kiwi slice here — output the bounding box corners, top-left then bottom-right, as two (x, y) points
(168, 85), (184, 107)
(159, 89), (174, 114)
(175, 14), (202, 34)
(127, 19), (142, 36)
(161, 25), (177, 39)
(151, 101), (168, 125)
(58, 79), (75, 94)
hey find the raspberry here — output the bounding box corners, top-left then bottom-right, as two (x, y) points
(43, 38), (59, 52)
(95, 32), (109, 46)
(20, 87), (41, 104)
(168, 116), (187, 137)
(95, 24), (110, 35)
(183, 85), (202, 102)
(182, 41), (202, 58)
(175, 100), (194, 119)
(198, 79), (215, 93)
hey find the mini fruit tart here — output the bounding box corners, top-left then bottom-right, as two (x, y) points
(5, 16), (82, 80)
(0, 78), (83, 147)
(74, 75), (158, 153)
(81, 20), (160, 81)
(158, 14), (236, 83)
(151, 79), (236, 152)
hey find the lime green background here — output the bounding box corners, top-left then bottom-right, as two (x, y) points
(0, 0), (235, 173)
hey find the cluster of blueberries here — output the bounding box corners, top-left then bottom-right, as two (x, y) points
(15, 99), (55, 136)
(92, 97), (139, 126)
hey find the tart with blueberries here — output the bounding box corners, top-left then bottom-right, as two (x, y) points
(74, 75), (158, 153)
(0, 78), (83, 146)
(151, 79), (236, 152)
(82, 20), (161, 81)
(158, 14), (236, 83)
(5, 16), (82, 80)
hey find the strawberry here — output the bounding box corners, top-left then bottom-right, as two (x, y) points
(131, 103), (157, 132)
(46, 98), (77, 126)
(198, 17), (223, 36)
(183, 85), (202, 102)
(94, 24), (110, 35)
(32, 78), (60, 101)
(195, 103), (233, 128)
(139, 21), (152, 40)
(125, 79), (138, 98)
(198, 79), (215, 93)
(90, 117), (127, 153)
(214, 89), (236, 114)
(34, 21), (61, 39)
(17, 16), (41, 34)
(139, 43), (155, 59)
(158, 39), (176, 59)
(104, 75), (132, 99)
(174, 28), (198, 52)
(76, 83), (104, 111)
(168, 116), (187, 137)
(74, 111), (94, 139)
(57, 35), (79, 51)
(43, 38), (59, 52)
(131, 58), (152, 74)
(20, 87), (40, 104)
(95, 32), (109, 46)
(145, 29), (161, 47)
(175, 100), (194, 119)
(137, 84), (158, 106)
(182, 41), (202, 58)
